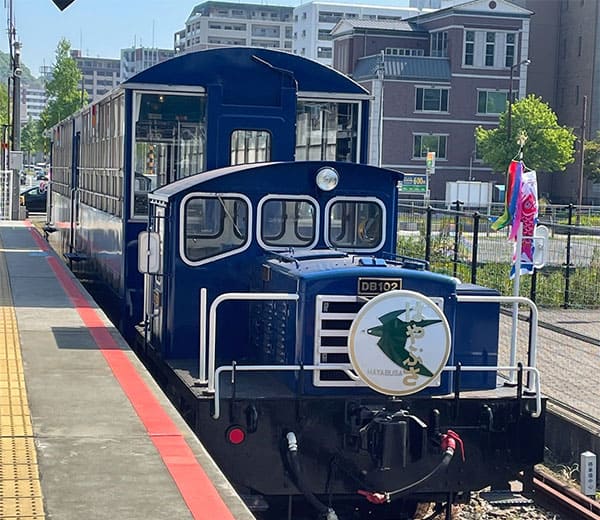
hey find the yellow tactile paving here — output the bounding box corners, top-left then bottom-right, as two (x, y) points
(0, 278), (46, 518)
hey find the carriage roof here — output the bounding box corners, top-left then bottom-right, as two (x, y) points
(123, 47), (368, 96)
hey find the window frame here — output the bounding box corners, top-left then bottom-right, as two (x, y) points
(430, 31), (448, 58)
(179, 192), (252, 267)
(295, 97), (363, 163)
(256, 194), (320, 251)
(477, 89), (508, 115)
(230, 129), (272, 166)
(464, 30), (475, 66)
(485, 32), (496, 67)
(131, 89), (207, 220)
(415, 86), (449, 113)
(324, 196), (386, 253)
(412, 134), (448, 160)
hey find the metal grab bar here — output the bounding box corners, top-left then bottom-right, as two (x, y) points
(211, 364), (542, 420)
(456, 295), (538, 385)
(206, 292), (299, 393)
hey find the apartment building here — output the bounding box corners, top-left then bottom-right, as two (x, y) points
(121, 47), (175, 82)
(332, 0), (532, 200)
(293, 2), (425, 65)
(174, 1), (293, 54)
(21, 86), (47, 121)
(70, 50), (120, 102)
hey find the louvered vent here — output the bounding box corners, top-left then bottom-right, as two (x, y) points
(313, 295), (367, 387)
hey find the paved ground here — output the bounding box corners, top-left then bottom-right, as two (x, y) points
(499, 307), (599, 419)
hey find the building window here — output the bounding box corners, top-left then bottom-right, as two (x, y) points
(415, 87), (449, 112)
(485, 32), (495, 66)
(317, 47), (332, 59)
(477, 90), (508, 114)
(385, 48), (424, 56)
(413, 134), (447, 159)
(578, 35), (582, 56)
(318, 29), (332, 41)
(561, 38), (567, 59)
(464, 31), (474, 66)
(576, 85), (580, 105)
(431, 31), (448, 57)
(505, 33), (515, 67)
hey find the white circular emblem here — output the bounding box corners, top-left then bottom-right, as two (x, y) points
(348, 290), (451, 396)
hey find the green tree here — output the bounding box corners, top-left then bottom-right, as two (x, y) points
(40, 38), (85, 131)
(0, 82), (8, 128)
(583, 132), (600, 183)
(21, 118), (45, 163)
(475, 94), (576, 173)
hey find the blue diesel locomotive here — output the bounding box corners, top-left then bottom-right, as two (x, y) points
(47, 48), (545, 519)
(138, 159), (544, 519)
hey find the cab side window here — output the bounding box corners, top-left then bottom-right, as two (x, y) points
(183, 195), (249, 263)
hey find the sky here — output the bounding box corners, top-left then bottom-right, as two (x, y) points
(4, 0), (406, 78)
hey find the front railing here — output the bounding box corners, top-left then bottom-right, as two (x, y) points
(199, 291), (542, 420)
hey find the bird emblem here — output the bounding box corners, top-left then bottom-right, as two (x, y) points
(366, 309), (441, 377)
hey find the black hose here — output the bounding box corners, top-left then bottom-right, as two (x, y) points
(285, 432), (339, 520)
(386, 451), (453, 501)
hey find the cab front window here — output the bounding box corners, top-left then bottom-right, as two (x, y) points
(259, 197), (317, 249)
(327, 199), (384, 251)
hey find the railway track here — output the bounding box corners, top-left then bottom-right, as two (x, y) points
(533, 468), (600, 519)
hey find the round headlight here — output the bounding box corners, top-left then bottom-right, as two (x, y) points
(315, 167), (339, 191)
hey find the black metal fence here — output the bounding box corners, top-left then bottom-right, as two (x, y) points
(397, 202), (600, 309)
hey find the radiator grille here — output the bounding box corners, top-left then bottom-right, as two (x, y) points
(313, 295), (367, 387)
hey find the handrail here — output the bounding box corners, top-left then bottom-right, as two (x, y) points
(456, 294), (538, 389)
(206, 292), (299, 393)
(212, 364), (542, 419)
(205, 293), (542, 419)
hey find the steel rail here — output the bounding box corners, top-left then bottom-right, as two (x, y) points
(533, 469), (600, 519)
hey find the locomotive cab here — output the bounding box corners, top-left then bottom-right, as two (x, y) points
(138, 161), (545, 518)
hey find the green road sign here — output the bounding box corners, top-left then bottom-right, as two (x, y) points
(399, 174), (427, 193)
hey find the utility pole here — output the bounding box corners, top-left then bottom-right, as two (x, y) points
(507, 58), (530, 142)
(7, 0), (23, 219)
(577, 95), (587, 215)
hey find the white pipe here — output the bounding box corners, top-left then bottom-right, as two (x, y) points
(198, 288), (207, 384)
(212, 364), (542, 419)
(509, 222), (523, 383)
(456, 294), (538, 391)
(207, 292), (299, 393)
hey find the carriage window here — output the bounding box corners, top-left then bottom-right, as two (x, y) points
(296, 100), (359, 162)
(184, 196), (249, 262)
(328, 200), (383, 249)
(133, 92), (207, 217)
(260, 198), (316, 248)
(231, 130), (271, 165)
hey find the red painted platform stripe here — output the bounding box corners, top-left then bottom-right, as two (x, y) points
(29, 228), (235, 520)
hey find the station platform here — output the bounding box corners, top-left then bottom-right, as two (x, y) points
(0, 221), (255, 520)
